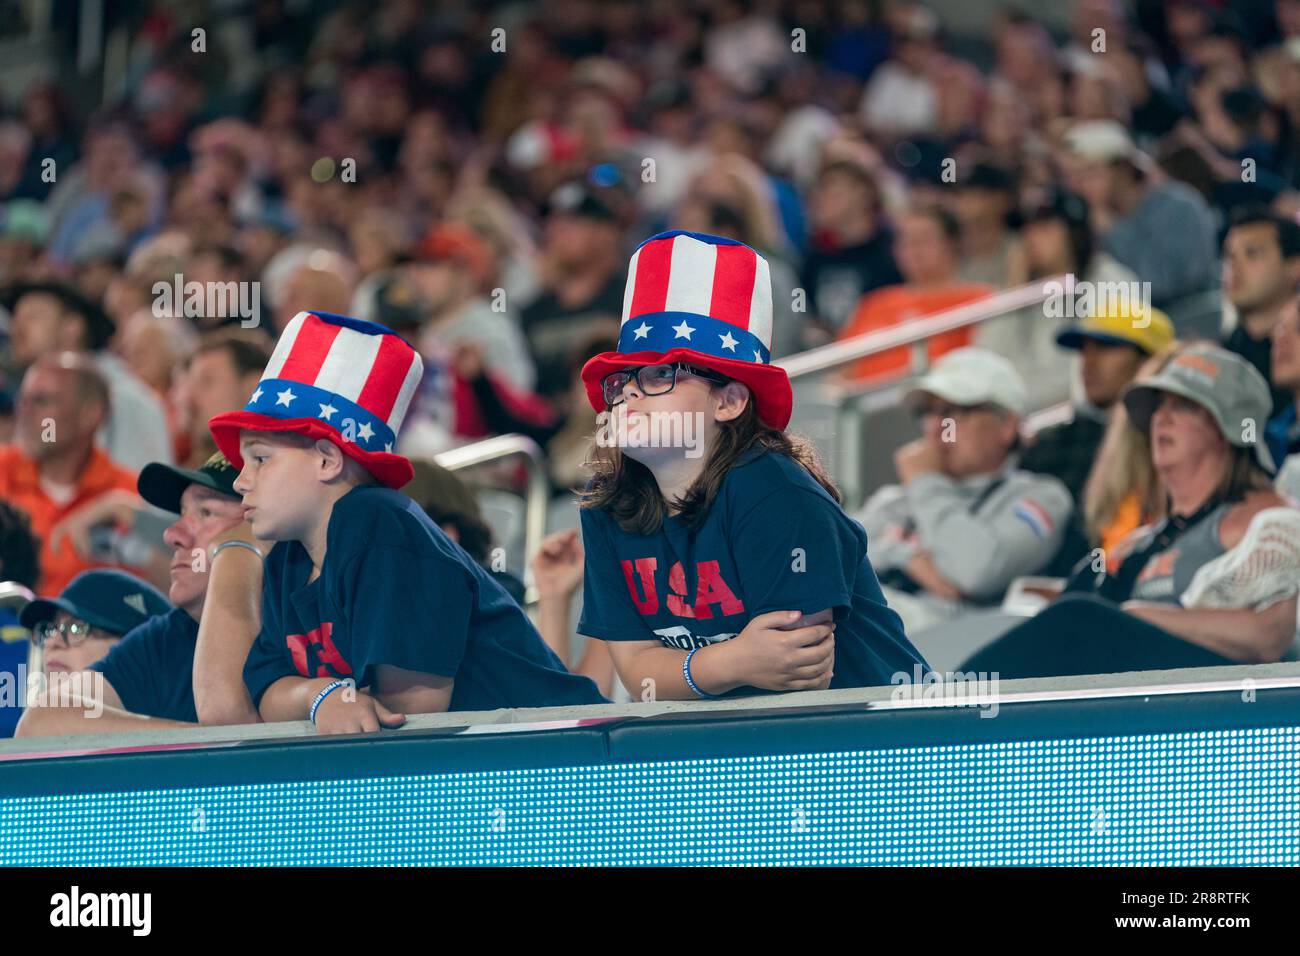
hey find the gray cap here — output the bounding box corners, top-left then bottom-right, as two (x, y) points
(1122, 343), (1276, 472)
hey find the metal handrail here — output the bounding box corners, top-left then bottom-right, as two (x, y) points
(433, 433), (550, 605)
(777, 277), (1064, 380)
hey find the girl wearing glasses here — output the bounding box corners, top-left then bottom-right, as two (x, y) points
(574, 231), (928, 700)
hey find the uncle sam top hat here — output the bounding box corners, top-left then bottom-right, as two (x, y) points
(580, 230), (793, 429)
(208, 310), (423, 489)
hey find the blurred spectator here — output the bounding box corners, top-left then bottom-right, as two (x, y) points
(270, 251), (356, 334)
(857, 348), (1072, 635)
(1, 84), (77, 203)
(521, 184), (625, 396)
(406, 224), (536, 388)
(3, 280), (172, 469)
(954, 163), (1022, 289)
(1082, 344), (1183, 560)
(1061, 119), (1218, 309)
(0, 200), (49, 277)
(965, 344), (1297, 676)
(1267, 291), (1300, 495)
(530, 527), (617, 698)
(403, 457), (525, 604)
(1024, 304), (1176, 506)
(176, 329), (272, 467)
(838, 206), (991, 382)
(859, 3), (943, 136)
(0, 353), (139, 594)
(1220, 207), (1300, 415)
(1010, 188), (1139, 288)
(43, 120), (163, 267)
(455, 324), (617, 494)
(799, 159), (901, 334)
(985, 189), (1142, 406)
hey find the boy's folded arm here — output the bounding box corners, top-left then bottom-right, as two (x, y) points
(372, 664), (454, 716)
(257, 675), (341, 723)
(193, 543), (265, 726)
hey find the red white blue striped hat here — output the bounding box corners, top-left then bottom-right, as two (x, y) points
(579, 230), (793, 429)
(208, 310), (423, 489)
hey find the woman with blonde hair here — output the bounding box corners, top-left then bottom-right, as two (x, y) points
(965, 343), (1299, 676)
(1082, 342), (1181, 567)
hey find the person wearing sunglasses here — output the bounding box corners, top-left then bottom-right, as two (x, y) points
(20, 569), (171, 675)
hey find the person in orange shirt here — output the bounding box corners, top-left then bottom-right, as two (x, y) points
(0, 353), (138, 595)
(838, 205), (993, 382)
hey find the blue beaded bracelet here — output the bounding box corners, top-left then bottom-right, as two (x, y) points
(682, 648), (718, 700)
(309, 679), (354, 724)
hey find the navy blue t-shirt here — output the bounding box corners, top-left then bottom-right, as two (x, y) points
(89, 607), (199, 723)
(578, 448), (928, 693)
(0, 610), (28, 737)
(242, 484), (607, 711)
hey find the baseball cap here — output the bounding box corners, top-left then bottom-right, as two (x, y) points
(20, 569), (172, 637)
(905, 347), (1029, 417)
(137, 450), (242, 515)
(369, 273), (429, 332)
(1062, 120), (1149, 170)
(413, 223), (493, 287)
(1056, 302), (1175, 355)
(1122, 343), (1276, 472)
(0, 280), (115, 351)
(545, 182), (621, 224)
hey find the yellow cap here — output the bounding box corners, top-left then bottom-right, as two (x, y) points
(1055, 302), (1175, 355)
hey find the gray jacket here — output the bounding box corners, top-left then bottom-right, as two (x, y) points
(857, 457), (1073, 602)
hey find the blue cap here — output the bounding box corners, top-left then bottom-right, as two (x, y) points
(20, 569), (173, 636)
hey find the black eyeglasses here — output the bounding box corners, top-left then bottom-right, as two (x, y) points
(30, 619), (113, 648)
(600, 362), (731, 407)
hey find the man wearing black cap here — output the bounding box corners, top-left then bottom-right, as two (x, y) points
(3, 280), (171, 470)
(15, 452), (264, 735)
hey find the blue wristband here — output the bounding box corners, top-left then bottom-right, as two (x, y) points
(682, 648), (719, 700)
(309, 679), (354, 724)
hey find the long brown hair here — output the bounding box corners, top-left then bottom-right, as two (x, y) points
(580, 396), (840, 536)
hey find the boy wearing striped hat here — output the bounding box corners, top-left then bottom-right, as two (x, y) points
(209, 311), (605, 733)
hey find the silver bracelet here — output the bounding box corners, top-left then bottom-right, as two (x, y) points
(211, 539), (263, 563)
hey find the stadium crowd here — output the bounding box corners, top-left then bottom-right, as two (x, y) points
(1, 0), (1300, 737)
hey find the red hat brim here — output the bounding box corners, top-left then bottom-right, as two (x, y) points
(209, 411), (414, 490)
(580, 348), (792, 430)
